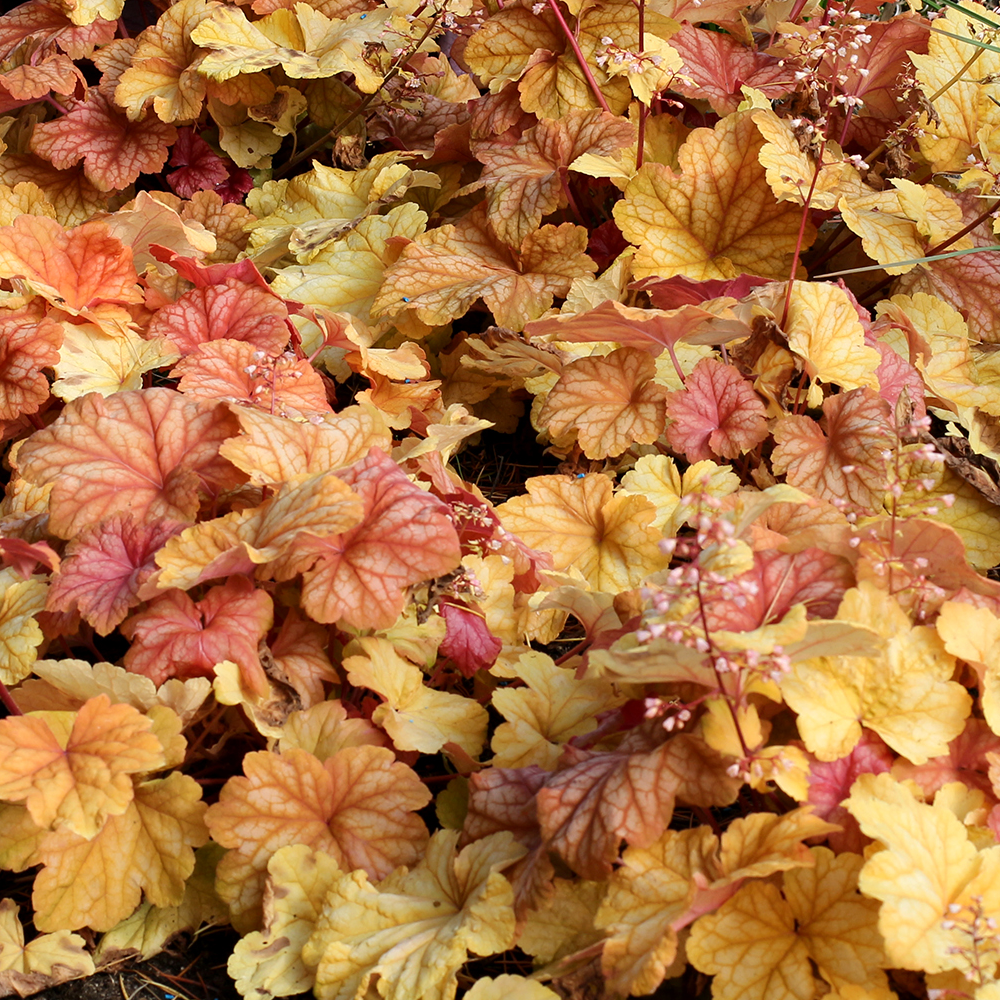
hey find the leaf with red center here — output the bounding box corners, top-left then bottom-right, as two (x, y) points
(151, 248), (278, 297)
(279, 448), (462, 629)
(805, 731), (894, 854)
(0, 694), (164, 839)
(0, 215), (141, 317)
(703, 549), (855, 632)
(206, 746), (430, 932)
(0, 2), (116, 60)
(16, 388), (244, 539)
(46, 515), (185, 635)
(772, 388), (892, 515)
(894, 718), (1000, 801)
(146, 277), (290, 357)
(30, 88), (176, 193)
(663, 357), (768, 463)
(122, 575), (273, 695)
(537, 736), (741, 879)
(166, 128), (230, 198)
(539, 347), (667, 459)
(439, 602), (502, 677)
(0, 307), (62, 421)
(173, 341), (332, 416)
(669, 26), (791, 115)
(634, 274), (770, 310)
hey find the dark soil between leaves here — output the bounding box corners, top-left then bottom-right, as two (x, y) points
(27, 929), (301, 1000)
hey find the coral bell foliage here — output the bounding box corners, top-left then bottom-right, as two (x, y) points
(8, 0), (1000, 997)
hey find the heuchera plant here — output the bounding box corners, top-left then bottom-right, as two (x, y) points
(6, 0), (1000, 995)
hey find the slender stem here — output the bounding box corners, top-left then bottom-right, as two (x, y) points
(545, 0), (611, 113)
(781, 140), (826, 327)
(635, 0), (646, 170)
(0, 681), (22, 716)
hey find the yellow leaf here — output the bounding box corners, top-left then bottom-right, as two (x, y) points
(936, 600), (1000, 736)
(0, 182), (57, 226)
(780, 583), (971, 762)
(229, 845), (343, 1000)
(912, 1), (1000, 172)
(752, 108), (866, 210)
(302, 830), (524, 1000)
(0, 568), (47, 686)
(271, 204), (428, 331)
(783, 281), (881, 390)
(614, 110), (809, 280)
(619, 455), (740, 534)
(372, 204), (595, 332)
(33, 772), (208, 932)
(839, 183), (971, 275)
(688, 848), (887, 1000)
(191, 4), (394, 92)
(518, 877), (606, 964)
(0, 897), (94, 995)
(846, 772), (1000, 976)
(464, 977), (561, 1000)
(343, 637), (489, 758)
(490, 650), (624, 769)
(51, 323), (178, 400)
(496, 474), (668, 593)
(279, 700), (388, 763)
(114, 0), (218, 122)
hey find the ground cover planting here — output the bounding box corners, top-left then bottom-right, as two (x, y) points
(4, 0), (1000, 996)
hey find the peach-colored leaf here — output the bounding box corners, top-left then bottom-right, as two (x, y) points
(0, 307), (63, 421)
(16, 387), (243, 539)
(46, 515), (184, 636)
(32, 771), (208, 932)
(269, 609), (338, 709)
(772, 388), (892, 514)
(0, 215), (141, 317)
(0, 2), (116, 61)
(122, 575), (273, 695)
(664, 357), (769, 463)
(146, 277), (290, 357)
(30, 88), (176, 192)
(0, 694), (163, 840)
(539, 347), (667, 459)
(173, 340), (332, 416)
(206, 746), (430, 932)
(280, 448), (461, 629)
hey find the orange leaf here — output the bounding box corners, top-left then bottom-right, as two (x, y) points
(0, 694), (163, 839)
(0, 3), (116, 62)
(30, 88), (176, 192)
(772, 388), (892, 514)
(173, 341), (332, 416)
(45, 514), (185, 635)
(206, 746), (430, 932)
(279, 448), (461, 629)
(32, 771), (208, 932)
(268, 608), (338, 708)
(663, 357), (769, 462)
(0, 215), (141, 317)
(0, 306), (63, 422)
(122, 575), (273, 695)
(16, 388), (244, 539)
(146, 277), (291, 357)
(539, 347), (667, 459)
